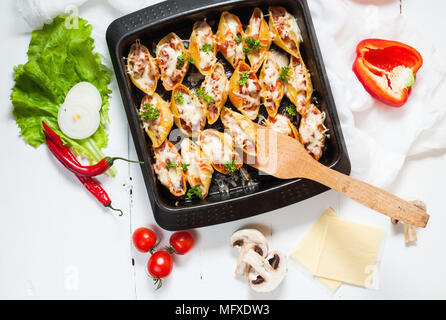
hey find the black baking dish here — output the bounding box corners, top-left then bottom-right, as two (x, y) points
(106, 0), (351, 230)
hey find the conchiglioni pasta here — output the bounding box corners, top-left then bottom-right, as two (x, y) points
(245, 8), (272, 72)
(286, 55), (313, 115)
(299, 104), (327, 161)
(268, 6), (302, 58)
(228, 62), (261, 120)
(156, 32), (189, 91)
(180, 138), (214, 199)
(127, 41), (160, 95)
(153, 140), (187, 196)
(259, 51), (284, 117)
(189, 20), (217, 76)
(265, 114), (300, 141)
(199, 63), (228, 124)
(216, 11), (245, 68)
(139, 93), (173, 148)
(171, 84), (207, 137)
(197, 129), (243, 175)
(221, 107), (257, 156)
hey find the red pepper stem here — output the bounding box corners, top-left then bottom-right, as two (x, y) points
(105, 203), (123, 216)
(106, 157), (143, 166)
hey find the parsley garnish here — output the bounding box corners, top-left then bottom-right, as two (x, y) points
(187, 57), (195, 64)
(201, 43), (213, 53)
(238, 72), (250, 86)
(196, 88), (205, 99)
(187, 184), (203, 199)
(166, 160), (178, 170)
(224, 159), (238, 173)
(286, 105), (298, 116)
(140, 103), (160, 121)
(175, 92), (184, 104)
(203, 95), (215, 103)
(176, 54), (186, 68)
(235, 34), (242, 45)
(181, 163), (189, 172)
(243, 37), (262, 55)
(279, 66), (290, 82)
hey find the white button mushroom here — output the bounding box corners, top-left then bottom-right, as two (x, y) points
(230, 229), (268, 276)
(244, 250), (288, 293)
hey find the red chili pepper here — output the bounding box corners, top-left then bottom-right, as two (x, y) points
(353, 39), (423, 107)
(42, 123), (141, 177)
(42, 122), (122, 215)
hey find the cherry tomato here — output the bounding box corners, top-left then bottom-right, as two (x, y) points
(132, 227), (158, 253)
(147, 251), (173, 289)
(169, 231), (194, 255)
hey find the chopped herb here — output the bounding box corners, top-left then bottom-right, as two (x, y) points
(238, 72), (250, 86)
(203, 95), (215, 103)
(187, 57), (195, 64)
(181, 163), (190, 172)
(224, 159), (238, 173)
(243, 37), (262, 55)
(175, 92), (184, 104)
(286, 105), (298, 116)
(165, 160), (178, 170)
(176, 54), (186, 68)
(140, 103), (160, 121)
(279, 66), (290, 82)
(187, 184), (203, 199)
(196, 88), (205, 99)
(235, 34), (242, 45)
(201, 43), (214, 53)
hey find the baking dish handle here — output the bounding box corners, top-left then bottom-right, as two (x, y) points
(106, 0), (230, 49)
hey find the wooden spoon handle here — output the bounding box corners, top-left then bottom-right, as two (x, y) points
(303, 162), (430, 227)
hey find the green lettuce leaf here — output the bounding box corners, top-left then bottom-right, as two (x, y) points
(11, 16), (116, 176)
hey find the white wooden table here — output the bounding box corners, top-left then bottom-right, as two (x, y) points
(1, 0), (445, 299)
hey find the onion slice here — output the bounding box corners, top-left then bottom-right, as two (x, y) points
(64, 82), (102, 111)
(58, 101), (100, 140)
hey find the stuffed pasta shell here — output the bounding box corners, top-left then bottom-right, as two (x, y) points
(228, 62), (261, 120)
(244, 8), (272, 72)
(216, 12), (245, 68)
(180, 138), (214, 199)
(189, 20), (217, 76)
(221, 107), (257, 156)
(171, 84), (207, 137)
(153, 140), (187, 197)
(127, 41), (160, 95)
(268, 6), (302, 58)
(299, 104), (327, 161)
(265, 114), (300, 141)
(197, 129), (243, 175)
(139, 93), (173, 148)
(259, 51), (285, 117)
(286, 55), (313, 115)
(156, 32), (189, 91)
(198, 63), (229, 124)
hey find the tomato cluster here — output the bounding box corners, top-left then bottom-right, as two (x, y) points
(132, 228), (194, 289)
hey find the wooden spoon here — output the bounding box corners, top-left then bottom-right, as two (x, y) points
(247, 124), (429, 227)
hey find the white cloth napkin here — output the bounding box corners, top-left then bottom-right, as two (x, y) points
(16, 0), (446, 189)
(308, 0), (446, 188)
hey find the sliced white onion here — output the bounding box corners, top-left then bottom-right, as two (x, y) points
(64, 82), (102, 111)
(58, 101), (100, 140)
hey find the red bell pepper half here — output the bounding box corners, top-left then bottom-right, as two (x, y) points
(353, 39), (423, 107)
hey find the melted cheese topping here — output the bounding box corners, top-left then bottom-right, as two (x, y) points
(267, 114), (292, 136)
(154, 142), (184, 194)
(200, 132), (233, 165)
(222, 112), (251, 150)
(128, 45), (159, 91)
(181, 139), (213, 194)
(177, 91), (205, 133)
(263, 57), (280, 101)
(195, 24), (216, 71)
(300, 105), (326, 159)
